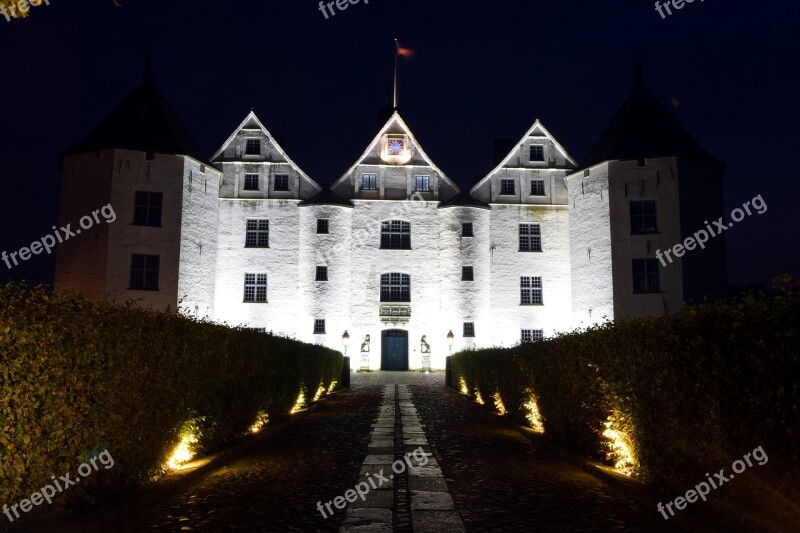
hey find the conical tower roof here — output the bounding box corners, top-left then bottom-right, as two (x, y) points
(579, 67), (721, 171)
(63, 57), (209, 164)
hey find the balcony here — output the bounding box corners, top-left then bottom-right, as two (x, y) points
(379, 304), (411, 324)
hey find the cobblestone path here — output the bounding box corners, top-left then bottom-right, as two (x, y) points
(31, 372), (674, 532)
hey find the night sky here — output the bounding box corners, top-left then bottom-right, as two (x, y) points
(1, 0), (798, 287)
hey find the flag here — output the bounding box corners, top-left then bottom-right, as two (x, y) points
(397, 45), (415, 59)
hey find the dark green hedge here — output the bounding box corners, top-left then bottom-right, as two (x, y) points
(451, 277), (800, 491)
(0, 283), (342, 506)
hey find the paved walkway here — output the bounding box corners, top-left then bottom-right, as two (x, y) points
(30, 372), (673, 532)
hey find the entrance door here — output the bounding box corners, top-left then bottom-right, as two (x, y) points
(381, 329), (409, 371)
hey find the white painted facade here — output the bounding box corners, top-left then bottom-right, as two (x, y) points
(58, 76), (726, 371)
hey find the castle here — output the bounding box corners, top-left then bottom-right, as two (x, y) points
(55, 60), (726, 370)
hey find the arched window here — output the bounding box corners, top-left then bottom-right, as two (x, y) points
(381, 273), (410, 302)
(380, 220), (411, 249)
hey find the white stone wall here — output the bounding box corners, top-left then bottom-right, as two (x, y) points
(177, 160), (222, 319)
(607, 158), (683, 319)
(567, 164), (615, 326)
(488, 204), (573, 344)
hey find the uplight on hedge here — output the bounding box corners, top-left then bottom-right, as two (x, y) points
(601, 412), (637, 476)
(313, 384), (326, 402)
(492, 392), (507, 416)
(249, 412), (269, 434)
(166, 433), (198, 471)
(290, 391), (306, 414)
(524, 391), (545, 433)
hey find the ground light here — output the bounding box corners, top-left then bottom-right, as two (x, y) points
(290, 391), (306, 414)
(493, 392), (508, 416)
(524, 391), (545, 433)
(249, 412), (269, 434)
(601, 412), (638, 476)
(166, 432), (198, 471)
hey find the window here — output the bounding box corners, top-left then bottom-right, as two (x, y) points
(245, 138), (261, 155)
(380, 273), (410, 302)
(245, 220), (269, 248)
(500, 179), (515, 196)
(521, 329), (544, 343)
(529, 145), (544, 162)
(463, 322), (475, 337)
(316, 266), (328, 281)
(317, 219), (329, 234)
(632, 259), (661, 293)
(415, 175), (430, 192)
(314, 319), (326, 334)
(630, 200), (658, 234)
(133, 191), (162, 227)
(521, 276), (543, 305)
(362, 173), (377, 191)
(244, 174), (259, 191)
(129, 254), (159, 291)
(244, 273), (268, 302)
(462, 266), (474, 281)
(530, 179), (545, 196)
(519, 224), (542, 252)
(274, 174), (290, 192)
(462, 222), (473, 237)
(637, 158), (647, 167)
(381, 220), (411, 249)
(245, 327), (266, 333)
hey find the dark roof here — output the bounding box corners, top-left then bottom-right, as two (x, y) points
(579, 69), (722, 171)
(62, 57), (210, 165)
(438, 191), (490, 210)
(299, 187), (353, 207)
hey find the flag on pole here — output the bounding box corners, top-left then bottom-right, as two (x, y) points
(393, 40), (415, 110)
(397, 45), (415, 59)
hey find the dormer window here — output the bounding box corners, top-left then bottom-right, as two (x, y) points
(529, 145), (544, 162)
(245, 138), (261, 155)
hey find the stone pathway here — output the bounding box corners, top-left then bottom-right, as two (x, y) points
(25, 371), (674, 532)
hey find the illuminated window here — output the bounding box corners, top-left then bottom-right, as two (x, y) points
(380, 273), (410, 302)
(362, 174), (377, 191)
(245, 220), (269, 248)
(244, 174), (259, 191)
(415, 176), (430, 192)
(314, 319), (326, 334)
(521, 276), (543, 305)
(381, 220), (411, 249)
(500, 179), (515, 195)
(529, 145), (544, 162)
(632, 259), (660, 293)
(519, 224), (542, 252)
(244, 273), (268, 302)
(129, 254), (159, 291)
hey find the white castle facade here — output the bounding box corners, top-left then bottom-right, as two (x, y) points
(56, 62), (726, 370)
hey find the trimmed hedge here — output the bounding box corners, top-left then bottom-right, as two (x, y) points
(451, 277), (799, 499)
(0, 283), (342, 507)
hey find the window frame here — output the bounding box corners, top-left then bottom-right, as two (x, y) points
(520, 276), (543, 305)
(630, 200), (658, 235)
(243, 273), (268, 303)
(380, 220), (411, 250)
(415, 175), (430, 192)
(461, 222), (474, 237)
(380, 272), (411, 303)
(463, 322), (475, 338)
(462, 266), (474, 281)
(529, 145), (545, 162)
(362, 173), (377, 191)
(317, 219), (329, 234)
(500, 179), (516, 196)
(244, 173), (260, 191)
(274, 174), (290, 192)
(530, 179), (545, 196)
(521, 329), (544, 343)
(313, 319), (326, 335)
(245, 138), (261, 155)
(519, 223), (542, 252)
(632, 259), (661, 294)
(245, 219), (270, 248)
(133, 191), (163, 227)
(316, 266), (328, 282)
(129, 254), (160, 291)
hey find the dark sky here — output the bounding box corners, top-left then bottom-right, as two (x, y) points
(1, 0), (798, 287)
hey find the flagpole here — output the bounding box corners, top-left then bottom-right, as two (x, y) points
(393, 38), (399, 110)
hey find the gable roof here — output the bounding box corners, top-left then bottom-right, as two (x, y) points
(470, 118), (576, 194)
(211, 110), (321, 193)
(579, 76), (722, 171)
(63, 57), (210, 165)
(299, 187), (353, 208)
(331, 111), (459, 193)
